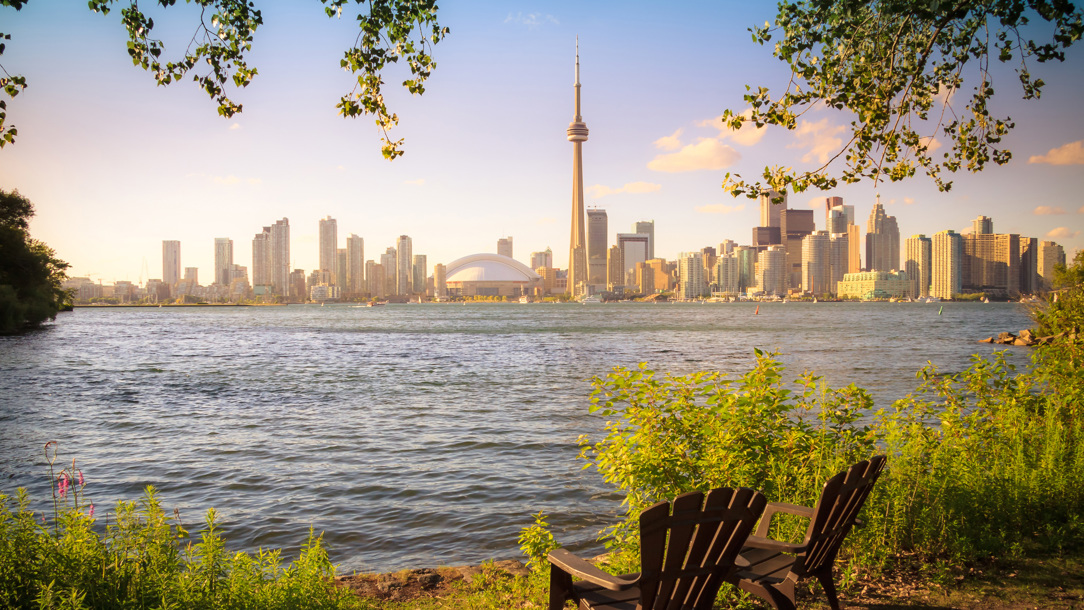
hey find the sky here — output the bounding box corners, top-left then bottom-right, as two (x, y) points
(2, 1), (1083, 285)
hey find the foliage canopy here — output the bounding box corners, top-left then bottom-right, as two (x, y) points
(0, 0), (448, 159)
(0, 189), (69, 333)
(721, 0), (1084, 198)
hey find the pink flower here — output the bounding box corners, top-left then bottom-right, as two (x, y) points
(57, 475), (69, 498)
(78, 471), (84, 487)
(88, 504), (95, 519)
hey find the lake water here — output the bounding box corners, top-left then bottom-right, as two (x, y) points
(0, 302), (1033, 572)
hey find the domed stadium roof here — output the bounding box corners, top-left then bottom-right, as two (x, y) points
(446, 253), (541, 283)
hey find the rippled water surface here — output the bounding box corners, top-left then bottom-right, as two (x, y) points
(0, 302), (1031, 571)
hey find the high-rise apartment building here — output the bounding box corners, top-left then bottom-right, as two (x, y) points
(963, 232), (1020, 296)
(434, 263), (447, 298)
(866, 199), (900, 272)
(586, 209), (608, 287)
(678, 252), (706, 299)
(380, 248), (397, 297)
(606, 244), (624, 290)
(714, 253), (740, 296)
(289, 269), (306, 302)
(973, 215), (993, 235)
(734, 246), (756, 294)
(252, 228), (272, 289)
(412, 254), (427, 294)
(801, 231), (831, 297)
(567, 41), (590, 296)
(647, 258), (672, 292)
(1037, 241), (1065, 291)
(752, 225), (782, 250)
(904, 234), (932, 298)
(931, 230), (962, 300)
(759, 190), (786, 228)
(826, 208), (847, 235)
(847, 223), (862, 273)
(497, 236), (513, 259)
(530, 248), (553, 270)
(633, 220), (655, 261)
(396, 235), (412, 295)
(336, 249), (348, 290)
(718, 239), (737, 256)
(214, 237), (233, 286)
(319, 216), (338, 282)
(756, 245), (787, 296)
(829, 232), (849, 295)
(700, 246), (717, 283)
(365, 261), (382, 298)
(162, 240), (181, 291)
(1018, 237), (1039, 295)
(780, 208), (815, 291)
(635, 262), (655, 295)
(346, 234), (364, 298)
(616, 233), (650, 286)
(269, 218), (290, 297)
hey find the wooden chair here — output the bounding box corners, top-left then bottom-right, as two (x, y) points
(548, 487), (766, 610)
(728, 455), (887, 610)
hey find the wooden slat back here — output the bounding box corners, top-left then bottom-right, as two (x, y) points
(796, 455), (886, 576)
(638, 487), (766, 610)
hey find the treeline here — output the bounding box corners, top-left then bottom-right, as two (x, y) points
(0, 189), (69, 334)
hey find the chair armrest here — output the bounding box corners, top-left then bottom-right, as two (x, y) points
(755, 501), (815, 537)
(547, 549), (640, 591)
(741, 534), (807, 554)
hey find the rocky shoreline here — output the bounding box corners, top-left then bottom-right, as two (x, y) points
(334, 559), (530, 603)
(979, 328), (1070, 346)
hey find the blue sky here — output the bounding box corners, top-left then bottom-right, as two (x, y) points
(2, 1), (1082, 284)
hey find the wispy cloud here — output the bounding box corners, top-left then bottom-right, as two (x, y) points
(210, 175), (261, 186)
(904, 197), (916, 205)
(229, 123), (242, 131)
(586, 181), (661, 199)
(403, 178), (425, 186)
(1046, 227), (1080, 239)
(806, 197), (825, 209)
(648, 139), (740, 173)
(698, 110), (766, 147)
(696, 203), (746, 215)
(654, 129), (683, 151)
(504, 12), (559, 28)
(1034, 205), (1067, 215)
(1079, 205), (1084, 214)
(787, 118), (846, 164)
(1029, 140), (1084, 165)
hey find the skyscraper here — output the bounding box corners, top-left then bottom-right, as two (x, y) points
(1037, 241), (1065, 291)
(616, 233), (649, 286)
(271, 218), (290, 297)
(319, 216), (338, 281)
(214, 237), (233, 286)
(828, 232), (849, 295)
(606, 244), (623, 290)
(963, 232), (1020, 295)
(347, 234), (364, 297)
(567, 39), (590, 296)
(905, 234), (932, 298)
(586, 208), (608, 287)
(336, 248), (348, 290)
(756, 246), (786, 296)
(412, 254), (427, 294)
(530, 248), (553, 270)
(759, 190), (786, 228)
(633, 220), (655, 261)
(381, 247), (397, 297)
(780, 208), (815, 291)
(252, 228), (272, 289)
(497, 236), (513, 259)
(714, 253), (740, 296)
(973, 215), (993, 235)
(434, 263), (447, 298)
(802, 231), (831, 297)
(678, 252), (706, 299)
(396, 235), (412, 295)
(866, 197), (900, 272)
(931, 230), (962, 300)
(162, 240), (181, 290)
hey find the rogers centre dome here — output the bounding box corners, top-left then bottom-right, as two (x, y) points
(445, 253), (542, 297)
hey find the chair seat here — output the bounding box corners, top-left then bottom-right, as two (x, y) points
(735, 547), (797, 585)
(573, 579), (642, 610)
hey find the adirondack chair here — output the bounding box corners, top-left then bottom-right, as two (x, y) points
(547, 487), (766, 610)
(728, 455), (887, 610)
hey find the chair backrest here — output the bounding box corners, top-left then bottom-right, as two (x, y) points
(638, 487), (767, 610)
(795, 455), (887, 576)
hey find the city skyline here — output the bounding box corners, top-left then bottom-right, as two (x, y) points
(2, 1), (1082, 284)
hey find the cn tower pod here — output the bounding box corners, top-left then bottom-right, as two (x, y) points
(567, 37), (589, 143)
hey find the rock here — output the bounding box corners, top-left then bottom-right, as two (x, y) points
(1014, 329), (1036, 346)
(979, 337), (994, 343)
(996, 331), (1016, 344)
(491, 559), (530, 578)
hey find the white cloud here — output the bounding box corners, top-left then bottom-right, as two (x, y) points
(917, 136), (941, 153)
(1079, 205), (1084, 214)
(229, 123), (242, 130)
(1029, 140), (1084, 165)
(1047, 227), (1080, 239)
(246, 178), (262, 186)
(806, 197), (825, 209)
(696, 203), (746, 215)
(586, 181), (662, 199)
(504, 12), (559, 28)
(648, 138), (740, 173)
(787, 118), (846, 164)
(1034, 206), (1067, 215)
(654, 129), (683, 151)
(699, 110), (766, 146)
(213, 175), (241, 185)
(403, 178), (426, 186)
(904, 197), (915, 205)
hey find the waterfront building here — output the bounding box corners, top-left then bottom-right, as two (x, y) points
(752, 225), (782, 250)
(530, 248), (553, 270)
(700, 246), (717, 285)
(962, 232), (1020, 296)
(931, 230), (963, 300)
(827, 207), (847, 235)
(434, 263), (447, 298)
(678, 252), (706, 299)
(904, 234), (932, 298)
(1038, 241), (1065, 291)
(412, 254), (427, 295)
(346, 234), (364, 298)
(319, 216), (338, 282)
(635, 261), (654, 295)
(444, 253), (542, 298)
(380, 248), (397, 297)
(734, 246), (756, 294)
(1018, 237), (1039, 295)
(270, 218), (290, 297)
(973, 215), (993, 235)
(566, 39), (590, 296)
(836, 271), (910, 299)
(497, 236), (513, 259)
(214, 237), (233, 286)
(647, 258), (674, 292)
(606, 244), (624, 291)
(162, 240), (181, 292)
(537, 266), (557, 295)
(828, 233), (849, 295)
(759, 190), (785, 228)
(866, 197), (900, 272)
(714, 253), (740, 296)
(847, 223), (862, 272)
(616, 233), (650, 286)
(587, 208), (608, 288)
(396, 236), (412, 296)
(289, 269), (306, 302)
(252, 228), (272, 294)
(718, 239), (737, 256)
(367, 261), (386, 298)
(801, 231), (831, 297)
(756, 245), (786, 297)
(825, 196), (854, 228)
(780, 208), (815, 291)
(336, 248), (348, 291)
(633, 220), (655, 260)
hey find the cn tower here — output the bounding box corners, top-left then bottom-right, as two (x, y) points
(567, 37), (589, 296)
